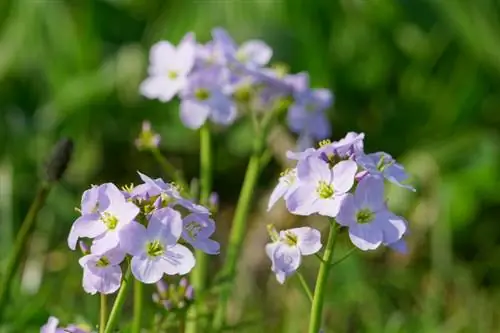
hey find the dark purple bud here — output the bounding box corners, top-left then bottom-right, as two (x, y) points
(185, 285), (194, 301)
(179, 278), (188, 288)
(78, 241), (90, 255)
(156, 280), (168, 298)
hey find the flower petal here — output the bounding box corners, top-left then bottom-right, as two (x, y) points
(297, 156), (331, 184)
(267, 180), (289, 211)
(131, 255), (165, 284)
(354, 175), (385, 211)
(291, 227), (322, 255)
(179, 99), (210, 129)
(148, 207), (183, 244)
(67, 214), (106, 250)
(119, 221), (148, 256)
(238, 40), (272, 66)
(161, 244), (196, 275)
(272, 243), (301, 274)
(314, 196), (344, 218)
(336, 194), (357, 226)
(285, 184), (318, 216)
(348, 223), (383, 251)
(91, 231), (120, 255)
(332, 160), (357, 194)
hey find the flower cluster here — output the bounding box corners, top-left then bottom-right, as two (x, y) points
(267, 132), (414, 282)
(140, 28), (333, 146)
(152, 278), (194, 311)
(41, 316), (92, 333)
(67, 172), (220, 294)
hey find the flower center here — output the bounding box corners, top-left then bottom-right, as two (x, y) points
(195, 88), (210, 101)
(167, 71), (178, 79)
(96, 256), (110, 268)
(356, 208), (375, 224)
(147, 240), (165, 257)
(317, 181), (334, 199)
(279, 168), (296, 185)
(101, 212), (118, 230)
(185, 221), (202, 239)
(283, 231), (298, 246)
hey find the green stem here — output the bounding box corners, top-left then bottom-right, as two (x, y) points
(308, 221), (339, 333)
(99, 294), (107, 333)
(104, 265), (132, 333)
(186, 124), (212, 333)
(0, 183), (52, 318)
(132, 278), (142, 333)
(296, 272), (313, 304)
(151, 147), (188, 190)
(330, 247), (357, 268)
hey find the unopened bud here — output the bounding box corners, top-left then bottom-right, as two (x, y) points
(44, 138), (74, 182)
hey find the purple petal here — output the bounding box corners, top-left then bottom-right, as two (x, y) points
(387, 238), (408, 254)
(176, 33), (196, 74)
(149, 41), (176, 73)
(332, 160), (357, 194)
(91, 231), (120, 255)
(180, 99), (210, 129)
(336, 194), (357, 226)
(67, 214), (106, 250)
(354, 175), (385, 211)
(131, 256), (165, 284)
(93, 265), (122, 294)
(314, 196), (344, 218)
(119, 221), (148, 256)
(161, 244), (195, 275)
(267, 180), (290, 211)
(191, 238), (220, 255)
(82, 269), (98, 295)
(348, 223), (383, 251)
(285, 184), (318, 216)
(290, 227), (322, 255)
(238, 40), (272, 66)
(41, 316), (60, 333)
(286, 148), (317, 161)
(384, 163), (416, 192)
(272, 243), (301, 274)
(297, 156), (331, 184)
(148, 207), (183, 245)
(377, 212), (407, 244)
(208, 91), (237, 125)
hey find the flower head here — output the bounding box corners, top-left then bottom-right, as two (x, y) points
(79, 247), (126, 294)
(120, 207), (195, 284)
(182, 213), (220, 254)
(356, 152), (415, 191)
(140, 33), (196, 102)
(336, 176), (407, 251)
(266, 226), (322, 284)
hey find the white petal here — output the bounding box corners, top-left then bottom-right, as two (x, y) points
(131, 255), (164, 284)
(161, 244), (195, 275)
(332, 160), (357, 194)
(291, 227), (322, 256)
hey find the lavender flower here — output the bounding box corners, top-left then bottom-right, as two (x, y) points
(287, 157), (357, 217)
(336, 176), (407, 251)
(67, 183), (139, 254)
(182, 213), (220, 254)
(41, 316), (91, 333)
(267, 168), (299, 211)
(266, 226), (322, 284)
(119, 207), (195, 284)
(140, 33), (196, 102)
(79, 247), (126, 294)
(179, 68), (237, 129)
(356, 152), (415, 191)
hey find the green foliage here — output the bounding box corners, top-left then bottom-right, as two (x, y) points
(1, 0), (500, 331)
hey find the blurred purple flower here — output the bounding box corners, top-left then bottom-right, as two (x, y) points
(79, 247), (125, 294)
(179, 68), (237, 129)
(287, 157), (357, 217)
(336, 176), (407, 251)
(41, 317), (91, 333)
(356, 152), (415, 191)
(119, 207), (195, 284)
(140, 33), (196, 102)
(266, 227), (322, 284)
(181, 213), (220, 254)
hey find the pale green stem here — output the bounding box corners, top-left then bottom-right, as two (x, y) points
(99, 294), (107, 333)
(307, 221), (339, 333)
(296, 271), (313, 303)
(131, 278), (142, 333)
(186, 124), (212, 333)
(104, 265), (132, 333)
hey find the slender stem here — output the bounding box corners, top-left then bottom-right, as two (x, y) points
(296, 272), (313, 303)
(131, 278), (143, 333)
(150, 147), (188, 190)
(185, 124), (212, 333)
(211, 151), (263, 330)
(0, 183), (52, 318)
(104, 265), (132, 333)
(308, 221), (339, 333)
(99, 294), (107, 333)
(330, 247), (357, 268)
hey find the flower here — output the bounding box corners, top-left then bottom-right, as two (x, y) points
(135, 120), (161, 151)
(356, 152), (415, 191)
(140, 32), (196, 102)
(67, 183), (140, 254)
(287, 156), (358, 217)
(79, 247), (126, 294)
(266, 226), (322, 284)
(120, 207), (195, 284)
(41, 316), (91, 333)
(336, 176), (407, 251)
(267, 168), (299, 211)
(182, 213), (220, 254)
(179, 68), (237, 129)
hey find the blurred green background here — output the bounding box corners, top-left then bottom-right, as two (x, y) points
(1, 0), (500, 332)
